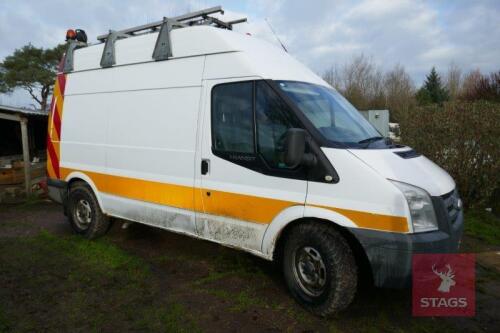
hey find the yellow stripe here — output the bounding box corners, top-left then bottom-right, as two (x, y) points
(197, 187), (295, 224)
(49, 102), (59, 142)
(59, 168), (408, 232)
(313, 205), (409, 233)
(60, 167), (286, 224)
(54, 81), (64, 118)
(48, 81), (63, 142)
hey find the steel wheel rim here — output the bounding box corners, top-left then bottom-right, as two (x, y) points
(74, 199), (92, 230)
(292, 246), (327, 297)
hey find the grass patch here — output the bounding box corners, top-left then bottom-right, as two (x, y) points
(464, 209), (500, 246)
(134, 303), (201, 333)
(0, 230), (199, 332)
(476, 264), (500, 290)
(0, 305), (10, 333)
(229, 290), (267, 312)
(200, 287), (268, 313)
(325, 288), (458, 333)
(31, 230), (149, 280)
(192, 252), (268, 287)
(0, 219), (32, 229)
(189, 252), (275, 313)
(328, 309), (456, 333)
(0, 196), (46, 211)
(193, 270), (233, 286)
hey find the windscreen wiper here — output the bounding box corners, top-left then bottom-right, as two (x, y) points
(358, 136), (386, 148)
(358, 136), (384, 144)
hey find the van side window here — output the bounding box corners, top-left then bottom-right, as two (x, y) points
(256, 81), (297, 169)
(212, 82), (254, 153)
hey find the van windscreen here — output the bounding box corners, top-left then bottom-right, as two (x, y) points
(277, 81), (382, 147)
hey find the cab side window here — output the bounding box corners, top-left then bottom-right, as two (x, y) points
(256, 81), (297, 169)
(211, 80), (302, 176)
(212, 82), (254, 153)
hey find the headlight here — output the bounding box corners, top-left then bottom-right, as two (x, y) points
(390, 180), (438, 233)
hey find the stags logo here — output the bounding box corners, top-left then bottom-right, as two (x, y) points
(432, 264), (456, 293)
(413, 254), (475, 317)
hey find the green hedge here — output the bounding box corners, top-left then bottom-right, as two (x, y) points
(400, 101), (500, 208)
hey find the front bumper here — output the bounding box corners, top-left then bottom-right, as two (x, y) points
(349, 191), (464, 288)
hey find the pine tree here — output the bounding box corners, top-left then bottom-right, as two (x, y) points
(0, 43), (66, 110)
(416, 67), (449, 105)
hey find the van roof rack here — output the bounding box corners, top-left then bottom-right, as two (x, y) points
(63, 6), (247, 72)
(96, 6), (245, 41)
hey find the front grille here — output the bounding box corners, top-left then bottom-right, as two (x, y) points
(441, 189), (461, 224)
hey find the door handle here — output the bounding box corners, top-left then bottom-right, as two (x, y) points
(201, 159), (210, 175)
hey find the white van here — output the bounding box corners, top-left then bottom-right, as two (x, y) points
(46, 8), (463, 316)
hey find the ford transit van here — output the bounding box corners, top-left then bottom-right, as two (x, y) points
(46, 7), (463, 316)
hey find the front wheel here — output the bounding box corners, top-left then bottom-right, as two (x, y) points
(67, 182), (111, 239)
(283, 222), (357, 317)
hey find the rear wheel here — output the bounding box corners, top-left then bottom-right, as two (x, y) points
(67, 182), (111, 239)
(283, 222), (357, 317)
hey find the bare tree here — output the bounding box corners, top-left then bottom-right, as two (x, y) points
(321, 56), (416, 121)
(384, 64), (415, 121)
(446, 62), (462, 100)
(322, 64), (342, 90)
(323, 54), (385, 110)
(460, 69), (500, 102)
(460, 69), (483, 100)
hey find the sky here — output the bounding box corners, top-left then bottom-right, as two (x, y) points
(1, 0), (499, 108)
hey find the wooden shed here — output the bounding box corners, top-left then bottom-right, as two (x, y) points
(0, 105), (48, 200)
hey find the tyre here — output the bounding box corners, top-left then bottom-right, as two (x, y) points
(67, 182), (111, 239)
(282, 222), (357, 317)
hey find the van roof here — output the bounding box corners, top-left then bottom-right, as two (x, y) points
(72, 25), (327, 85)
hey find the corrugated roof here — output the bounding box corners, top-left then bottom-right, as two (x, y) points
(0, 104), (48, 116)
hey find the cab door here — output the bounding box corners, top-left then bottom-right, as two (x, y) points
(194, 78), (307, 253)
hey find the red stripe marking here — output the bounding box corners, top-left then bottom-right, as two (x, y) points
(53, 104), (62, 139)
(47, 141), (60, 179)
(57, 74), (66, 94)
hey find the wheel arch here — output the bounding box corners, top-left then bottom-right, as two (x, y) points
(64, 171), (105, 213)
(263, 206), (373, 285)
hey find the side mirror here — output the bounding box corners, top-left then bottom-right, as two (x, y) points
(284, 128), (316, 168)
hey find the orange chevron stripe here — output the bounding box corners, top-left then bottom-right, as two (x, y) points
(54, 82), (63, 118)
(51, 141), (60, 160)
(52, 104), (62, 141)
(47, 141), (60, 179)
(46, 72), (66, 180)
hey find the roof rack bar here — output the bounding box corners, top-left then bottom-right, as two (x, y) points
(100, 30), (129, 68)
(152, 18), (188, 61)
(203, 16), (232, 30)
(227, 18), (248, 25)
(97, 6), (224, 41)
